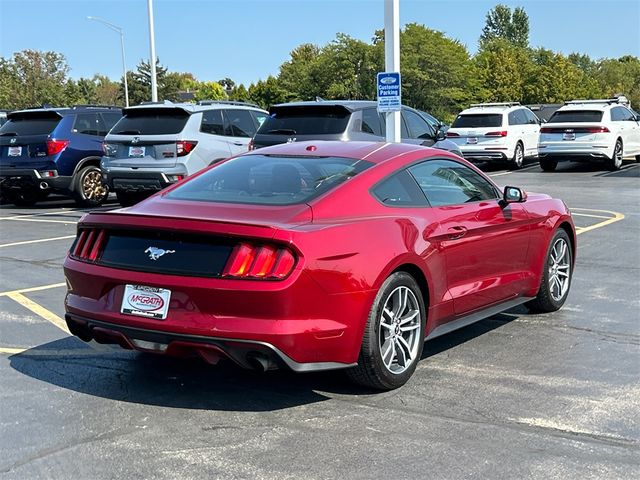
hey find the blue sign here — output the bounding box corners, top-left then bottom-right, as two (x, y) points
(377, 72), (401, 112)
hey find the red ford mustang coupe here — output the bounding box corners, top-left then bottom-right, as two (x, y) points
(64, 141), (575, 390)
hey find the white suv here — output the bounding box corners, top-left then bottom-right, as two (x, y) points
(101, 100), (268, 206)
(538, 97), (640, 171)
(446, 103), (540, 169)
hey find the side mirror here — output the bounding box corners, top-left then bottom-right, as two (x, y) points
(435, 127), (447, 141)
(501, 186), (527, 206)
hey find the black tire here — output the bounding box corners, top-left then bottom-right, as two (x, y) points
(72, 165), (108, 208)
(346, 272), (426, 390)
(635, 155), (640, 163)
(606, 139), (623, 171)
(4, 189), (46, 207)
(526, 229), (573, 313)
(116, 191), (145, 207)
(510, 142), (525, 170)
(540, 158), (558, 172)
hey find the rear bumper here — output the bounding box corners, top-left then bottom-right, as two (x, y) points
(538, 143), (614, 161)
(103, 169), (186, 193)
(459, 150), (509, 162)
(0, 168), (72, 191)
(66, 313), (355, 372)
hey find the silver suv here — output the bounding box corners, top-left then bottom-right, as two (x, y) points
(101, 100), (268, 206)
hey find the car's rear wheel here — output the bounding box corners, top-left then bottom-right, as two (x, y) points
(510, 142), (524, 170)
(116, 191), (146, 207)
(347, 272), (426, 390)
(72, 165), (108, 208)
(606, 139), (623, 171)
(526, 228), (573, 313)
(540, 158), (558, 172)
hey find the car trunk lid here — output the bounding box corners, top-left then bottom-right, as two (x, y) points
(0, 111), (62, 168)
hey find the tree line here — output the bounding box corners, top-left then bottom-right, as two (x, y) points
(1, 4), (638, 122)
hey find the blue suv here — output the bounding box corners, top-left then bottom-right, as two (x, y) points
(0, 105), (122, 207)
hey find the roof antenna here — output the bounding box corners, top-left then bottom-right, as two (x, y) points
(315, 96), (325, 102)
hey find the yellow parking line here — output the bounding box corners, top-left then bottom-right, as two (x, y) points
(0, 346), (27, 355)
(6, 292), (70, 335)
(571, 212), (612, 219)
(0, 282), (66, 297)
(0, 235), (76, 249)
(573, 209), (624, 236)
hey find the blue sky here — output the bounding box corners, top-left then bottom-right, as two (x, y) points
(1, 0), (638, 86)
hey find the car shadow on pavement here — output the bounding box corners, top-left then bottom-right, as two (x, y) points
(9, 310), (523, 410)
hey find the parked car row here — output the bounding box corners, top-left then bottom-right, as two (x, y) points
(1, 96), (639, 207)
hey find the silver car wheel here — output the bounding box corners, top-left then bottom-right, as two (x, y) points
(378, 286), (421, 375)
(548, 237), (571, 302)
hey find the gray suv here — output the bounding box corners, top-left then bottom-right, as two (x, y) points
(251, 100), (461, 156)
(101, 100), (268, 206)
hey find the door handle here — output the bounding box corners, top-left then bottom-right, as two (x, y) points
(447, 226), (468, 239)
(233, 142), (244, 146)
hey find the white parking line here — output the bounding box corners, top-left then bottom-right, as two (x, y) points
(0, 235), (76, 249)
(3, 217), (78, 224)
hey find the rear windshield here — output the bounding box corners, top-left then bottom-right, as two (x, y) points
(257, 107), (350, 136)
(111, 108), (190, 135)
(167, 154), (373, 205)
(451, 114), (502, 128)
(0, 112), (61, 136)
(548, 110), (603, 123)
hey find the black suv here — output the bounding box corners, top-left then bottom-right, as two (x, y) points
(0, 105), (122, 207)
(251, 100), (461, 156)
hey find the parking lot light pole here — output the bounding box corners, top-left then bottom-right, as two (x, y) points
(147, 0), (158, 102)
(87, 16), (129, 108)
(384, 0), (400, 143)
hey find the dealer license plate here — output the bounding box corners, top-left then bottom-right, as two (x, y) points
(121, 284), (171, 320)
(128, 146), (146, 157)
(563, 133), (575, 141)
(8, 146), (22, 157)
(466, 137), (478, 144)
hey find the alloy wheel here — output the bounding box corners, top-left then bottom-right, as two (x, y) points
(83, 169), (108, 200)
(378, 286), (421, 375)
(548, 237), (571, 302)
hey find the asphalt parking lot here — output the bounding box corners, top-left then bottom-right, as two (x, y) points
(0, 160), (638, 479)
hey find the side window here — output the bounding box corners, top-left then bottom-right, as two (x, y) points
(372, 170), (428, 207)
(224, 109), (257, 137)
(100, 113), (121, 135)
(610, 107), (624, 122)
(524, 109), (539, 124)
(200, 110), (225, 135)
(361, 108), (382, 136)
(250, 111), (268, 129)
(408, 159), (498, 207)
(400, 113), (410, 138)
(73, 113), (99, 135)
(403, 109), (434, 139)
(620, 107), (635, 121)
(508, 111), (518, 125)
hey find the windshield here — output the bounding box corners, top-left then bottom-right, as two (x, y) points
(111, 108), (190, 135)
(257, 107), (351, 135)
(451, 114), (502, 128)
(167, 154), (373, 205)
(548, 110), (603, 123)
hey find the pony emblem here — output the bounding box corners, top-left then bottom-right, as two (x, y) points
(145, 247), (175, 261)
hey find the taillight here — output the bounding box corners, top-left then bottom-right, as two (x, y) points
(540, 127), (553, 133)
(585, 126), (610, 133)
(70, 228), (106, 262)
(223, 242), (296, 279)
(485, 131), (508, 137)
(248, 138), (255, 151)
(102, 142), (118, 157)
(47, 139), (69, 156)
(176, 140), (197, 157)
(445, 132), (460, 137)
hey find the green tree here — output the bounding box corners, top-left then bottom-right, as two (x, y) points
(229, 84), (250, 102)
(193, 81), (227, 102)
(595, 56), (640, 107)
(0, 50), (71, 109)
(480, 4), (530, 48)
(248, 76), (292, 109)
(278, 43), (327, 100)
(475, 38), (529, 102)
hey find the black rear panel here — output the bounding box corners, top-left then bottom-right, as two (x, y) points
(257, 105), (351, 136)
(96, 229), (234, 277)
(111, 108), (190, 135)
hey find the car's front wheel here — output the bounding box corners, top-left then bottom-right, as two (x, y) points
(347, 272), (426, 390)
(526, 228), (573, 313)
(72, 165), (109, 208)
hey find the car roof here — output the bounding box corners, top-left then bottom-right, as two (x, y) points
(271, 100), (378, 112)
(9, 105), (121, 116)
(246, 140), (427, 164)
(125, 100), (267, 115)
(459, 103), (524, 115)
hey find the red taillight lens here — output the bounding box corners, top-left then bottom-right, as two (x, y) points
(585, 126), (610, 133)
(248, 138), (255, 151)
(223, 243), (296, 279)
(176, 140), (197, 157)
(47, 139), (69, 156)
(445, 132), (460, 137)
(540, 127), (553, 133)
(485, 131), (508, 137)
(70, 228), (106, 262)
